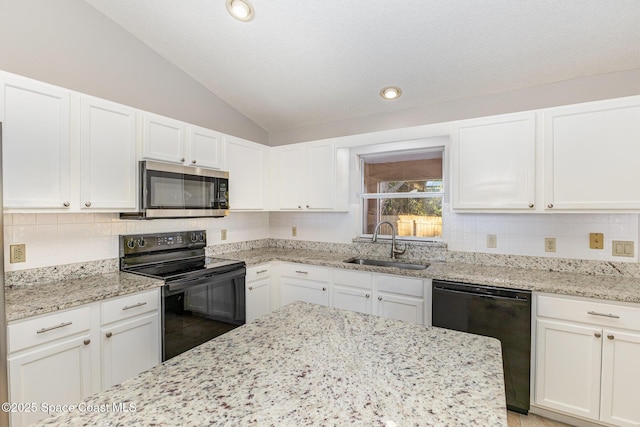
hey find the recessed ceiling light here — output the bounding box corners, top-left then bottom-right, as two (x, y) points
(380, 86), (402, 100)
(226, 0), (254, 22)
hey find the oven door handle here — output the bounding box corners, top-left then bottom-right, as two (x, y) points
(165, 268), (246, 294)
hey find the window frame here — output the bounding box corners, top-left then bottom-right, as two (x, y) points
(359, 149), (444, 242)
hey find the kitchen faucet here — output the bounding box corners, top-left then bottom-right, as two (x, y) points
(372, 221), (406, 259)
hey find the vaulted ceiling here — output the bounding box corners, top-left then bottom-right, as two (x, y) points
(85, 0), (640, 135)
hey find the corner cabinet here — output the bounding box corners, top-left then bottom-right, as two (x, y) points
(272, 140), (348, 211)
(225, 136), (269, 210)
(451, 112), (536, 210)
(534, 294), (640, 427)
(141, 112), (222, 170)
(543, 97), (640, 210)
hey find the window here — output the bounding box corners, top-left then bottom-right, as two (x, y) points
(361, 149), (443, 240)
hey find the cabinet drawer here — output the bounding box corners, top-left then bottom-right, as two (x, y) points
(8, 306), (92, 353)
(280, 263), (330, 282)
(246, 264), (271, 282)
(332, 269), (372, 290)
(102, 289), (159, 325)
(537, 295), (640, 331)
(376, 274), (424, 297)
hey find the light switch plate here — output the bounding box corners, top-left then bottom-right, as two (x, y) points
(486, 234), (497, 248)
(590, 233), (604, 250)
(612, 240), (634, 257)
(292, 226), (297, 237)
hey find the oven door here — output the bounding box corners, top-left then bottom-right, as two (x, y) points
(162, 267), (246, 361)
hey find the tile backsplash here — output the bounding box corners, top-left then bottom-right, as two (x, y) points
(4, 205), (640, 271)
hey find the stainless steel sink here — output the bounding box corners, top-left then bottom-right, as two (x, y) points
(343, 257), (429, 270)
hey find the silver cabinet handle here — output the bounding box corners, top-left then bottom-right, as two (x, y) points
(122, 302), (147, 311)
(84, 339), (91, 345)
(37, 321), (72, 334)
(63, 201), (70, 207)
(306, 205), (310, 209)
(365, 294), (370, 298)
(322, 287), (327, 291)
(297, 205), (302, 209)
(192, 160), (196, 164)
(588, 311), (620, 319)
(595, 332), (602, 338)
(547, 203), (554, 208)
(256, 270), (268, 274)
(607, 334), (615, 340)
(180, 158), (185, 162)
(248, 286), (253, 291)
(378, 296), (383, 301)
(295, 270), (308, 274)
(85, 201), (91, 207)
(529, 203), (534, 208)
(106, 332), (112, 338)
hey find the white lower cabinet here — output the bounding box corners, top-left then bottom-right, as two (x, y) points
(246, 264), (272, 322)
(275, 263), (428, 326)
(100, 290), (161, 389)
(7, 289), (161, 427)
(279, 263), (330, 307)
(535, 294), (640, 427)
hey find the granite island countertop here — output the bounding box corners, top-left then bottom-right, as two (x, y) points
(220, 247), (640, 304)
(36, 301), (506, 427)
(5, 272), (163, 322)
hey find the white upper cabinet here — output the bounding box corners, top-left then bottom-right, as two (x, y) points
(187, 125), (222, 169)
(452, 112), (536, 210)
(272, 140), (346, 211)
(141, 112), (186, 165)
(142, 113), (222, 170)
(80, 96), (137, 210)
(543, 96), (640, 210)
(0, 73), (72, 209)
(224, 136), (269, 210)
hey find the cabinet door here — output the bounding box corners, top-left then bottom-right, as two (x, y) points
(80, 96), (137, 210)
(544, 97), (640, 210)
(246, 277), (271, 322)
(534, 319), (602, 420)
(280, 278), (329, 307)
(375, 292), (424, 324)
(600, 329), (640, 427)
(141, 113), (185, 164)
(276, 144), (305, 209)
(0, 76), (71, 209)
(102, 312), (160, 389)
(306, 140), (335, 210)
(452, 112), (536, 210)
(332, 285), (373, 315)
(225, 137), (268, 210)
(187, 125), (222, 169)
(8, 335), (93, 427)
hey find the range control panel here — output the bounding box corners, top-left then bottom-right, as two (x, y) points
(119, 230), (206, 256)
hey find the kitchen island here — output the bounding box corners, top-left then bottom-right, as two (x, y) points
(36, 301), (506, 426)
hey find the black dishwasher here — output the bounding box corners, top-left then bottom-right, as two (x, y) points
(432, 280), (531, 414)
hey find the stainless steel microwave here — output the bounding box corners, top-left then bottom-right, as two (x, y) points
(121, 161), (229, 219)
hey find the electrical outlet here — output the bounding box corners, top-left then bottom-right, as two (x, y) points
(10, 244), (26, 263)
(292, 226), (297, 237)
(486, 234), (497, 248)
(221, 229), (227, 241)
(545, 237), (556, 253)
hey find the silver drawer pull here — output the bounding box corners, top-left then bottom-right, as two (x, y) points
(588, 310), (620, 319)
(122, 302), (147, 311)
(295, 270), (308, 274)
(256, 270), (268, 274)
(37, 321), (73, 334)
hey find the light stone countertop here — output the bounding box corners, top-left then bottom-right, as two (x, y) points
(222, 248), (640, 304)
(5, 272), (163, 322)
(36, 301), (507, 427)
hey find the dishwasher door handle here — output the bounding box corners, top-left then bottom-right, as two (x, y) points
(433, 286), (529, 302)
